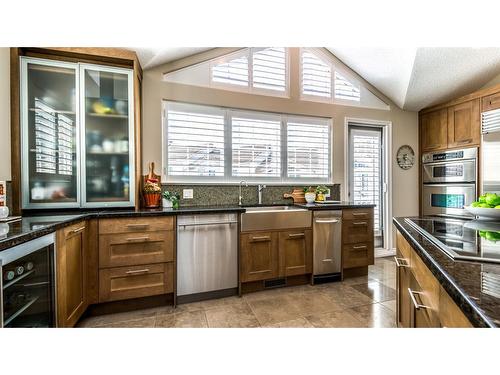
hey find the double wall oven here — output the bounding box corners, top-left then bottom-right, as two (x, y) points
(421, 148), (477, 218)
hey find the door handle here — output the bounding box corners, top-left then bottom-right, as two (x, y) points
(288, 233), (305, 238)
(353, 222), (367, 226)
(352, 245), (367, 250)
(70, 226), (85, 235)
(315, 219), (340, 224)
(125, 236), (150, 242)
(408, 288), (429, 310)
(126, 268), (150, 275)
(394, 257), (409, 268)
(352, 213), (368, 217)
(251, 236), (271, 241)
(126, 224), (150, 229)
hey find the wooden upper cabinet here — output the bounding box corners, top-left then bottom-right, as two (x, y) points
(56, 221), (88, 328)
(482, 91), (500, 112)
(447, 99), (480, 148)
(420, 109), (448, 152)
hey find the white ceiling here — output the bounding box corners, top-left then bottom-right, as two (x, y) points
(131, 47), (500, 112)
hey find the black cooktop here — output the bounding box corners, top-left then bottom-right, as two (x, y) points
(405, 217), (500, 264)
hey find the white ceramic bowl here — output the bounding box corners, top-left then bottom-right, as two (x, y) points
(464, 205), (500, 220)
(305, 192), (316, 204)
(0, 206), (9, 219)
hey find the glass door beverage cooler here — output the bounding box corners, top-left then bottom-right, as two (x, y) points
(1, 234), (56, 328)
(20, 57), (135, 209)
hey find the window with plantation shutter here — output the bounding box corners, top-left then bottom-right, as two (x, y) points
(287, 118), (330, 180)
(165, 102), (225, 177)
(301, 49), (332, 99)
(334, 71), (360, 101)
(211, 51), (249, 87)
(231, 112), (281, 178)
(252, 47), (287, 92)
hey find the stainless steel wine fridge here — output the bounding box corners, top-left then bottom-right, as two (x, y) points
(1, 234), (56, 328)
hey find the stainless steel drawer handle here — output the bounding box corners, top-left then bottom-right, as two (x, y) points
(394, 257), (409, 268)
(126, 268), (150, 275)
(288, 233), (305, 238)
(179, 221), (238, 228)
(251, 236), (271, 241)
(353, 245), (367, 250)
(408, 288), (429, 310)
(352, 213), (367, 216)
(71, 227), (85, 235)
(315, 219), (340, 224)
(126, 224), (150, 228)
(125, 236), (150, 242)
(353, 222), (367, 226)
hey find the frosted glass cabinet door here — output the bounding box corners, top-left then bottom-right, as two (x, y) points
(81, 65), (135, 207)
(21, 58), (80, 208)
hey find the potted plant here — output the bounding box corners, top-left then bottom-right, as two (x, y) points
(163, 190), (180, 209)
(315, 185), (329, 202)
(303, 186), (316, 204)
(143, 179), (162, 208)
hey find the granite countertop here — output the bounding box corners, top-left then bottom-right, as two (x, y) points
(295, 201), (377, 210)
(393, 217), (500, 328)
(0, 201), (370, 252)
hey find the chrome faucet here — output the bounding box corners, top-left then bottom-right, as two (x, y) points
(257, 184), (266, 205)
(239, 180), (248, 206)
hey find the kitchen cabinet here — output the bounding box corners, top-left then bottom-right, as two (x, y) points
(396, 230), (473, 328)
(20, 57), (135, 209)
(420, 109), (448, 152)
(56, 221), (88, 328)
(342, 208), (375, 270)
(279, 229), (312, 277)
(482, 91), (500, 112)
(447, 99), (480, 148)
(240, 232), (279, 282)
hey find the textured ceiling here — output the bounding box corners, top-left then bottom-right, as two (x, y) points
(328, 47), (500, 111)
(130, 47), (500, 111)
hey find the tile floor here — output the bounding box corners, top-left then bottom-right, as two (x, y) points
(77, 257), (397, 328)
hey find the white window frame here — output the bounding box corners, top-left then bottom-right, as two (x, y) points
(299, 47), (362, 106)
(209, 48), (290, 98)
(162, 101), (332, 185)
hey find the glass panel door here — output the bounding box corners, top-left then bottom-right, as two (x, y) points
(81, 65), (134, 207)
(21, 58), (79, 208)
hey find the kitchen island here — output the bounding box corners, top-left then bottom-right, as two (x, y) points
(394, 217), (500, 328)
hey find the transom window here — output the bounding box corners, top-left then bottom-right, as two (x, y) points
(163, 102), (332, 184)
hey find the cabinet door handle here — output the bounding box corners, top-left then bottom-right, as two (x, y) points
(315, 219), (339, 224)
(394, 256), (409, 268)
(352, 213), (367, 217)
(126, 268), (150, 275)
(70, 226), (85, 235)
(408, 288), (429, 310)
(288, 233), (305, 238)
(353, 245), (367, 250)
(457, 139), (472, 144)
(126, 223), (150, 229)
(353, 221), (367, 226)
(251, 235), (271, 241)
(125, 236), (150, 242)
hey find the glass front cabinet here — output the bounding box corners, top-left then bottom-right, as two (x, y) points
(20, 57), (135, 209)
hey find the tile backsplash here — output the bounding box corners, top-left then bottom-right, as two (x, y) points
(161, 184), (340, 207)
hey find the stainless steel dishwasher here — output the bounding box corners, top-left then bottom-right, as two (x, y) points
(313, 210), (342, 283)
(176, 213), (238, 302)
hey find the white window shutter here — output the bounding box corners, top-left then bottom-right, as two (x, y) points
(252, 47), (287, 92)
(301, 50), (332, 98)
(211, 52), (249, 87)
(334, 71), (360, 101)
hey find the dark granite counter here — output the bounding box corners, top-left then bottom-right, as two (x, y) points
(393, 217), (500, 328)
(296, 201), (377, 210)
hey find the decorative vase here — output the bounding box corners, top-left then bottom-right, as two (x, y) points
(144, 193), (161, 208)
(316, 193), (325, 201)
(162, 198), (173, 208)
(305, 192), (316, 203)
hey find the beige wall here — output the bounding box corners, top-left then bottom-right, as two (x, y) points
(0, 47), (10, 181)
(142, 48), (420, 239)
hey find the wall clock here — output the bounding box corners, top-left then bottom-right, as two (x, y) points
(396, 145), (415, 170)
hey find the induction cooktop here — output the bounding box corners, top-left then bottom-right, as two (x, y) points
(405, 217), (500, 264)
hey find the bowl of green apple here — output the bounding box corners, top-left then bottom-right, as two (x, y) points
(465, 193), (500, 220)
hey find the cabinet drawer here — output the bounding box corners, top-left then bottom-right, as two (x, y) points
(396, 232), (412, 266)
(99, 217), (174, 234)
(342, 208), (373, 221)
(482, 91), (500, 112)
(439, 287), (472, 328)
(99, 263), (174, 302)
(99, 231), (174, 268)
(343, 242), (374, 269)
(410, 249), (440, 325)
(342, 219), (374, 244)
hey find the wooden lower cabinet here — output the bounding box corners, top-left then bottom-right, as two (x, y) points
(56, 221), (88, 328)
(342, 208), (375, 270)
(396, 230), (473, 328)
(240, 228), (312, 284)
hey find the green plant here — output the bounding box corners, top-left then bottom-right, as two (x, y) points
(316, 185), (329, 194)
(303, 186), (315, 193)
(163, 190), (180, 209)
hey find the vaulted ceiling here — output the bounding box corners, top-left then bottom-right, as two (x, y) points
(131, 47), (500, 112)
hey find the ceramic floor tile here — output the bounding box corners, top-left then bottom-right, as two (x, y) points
(77, 307), (159, 327)
(348, 303), (396, 328)
(339, 275), (374, 286)
(379, 277), (396, 290)
(317, 283), (374, 308)
(205, 303), (260, 328)
(247, 295), (304, 326)
(155, 310), (208, 328)
(96, 316), (157, 328)
(306, 310), (365, 328)
(350, 281), (396, 303)
(263, 318), (314, 328)
(368, 262), (396, 282)
(176, 296), (245, 313)
(381, 299), (396, 313)
(287, 290), (345, 315)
